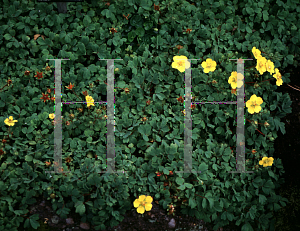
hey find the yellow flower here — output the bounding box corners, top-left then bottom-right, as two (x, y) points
(256, 56), (267, 75)
(252, 47), (262, 59)
(171, 55), (191, 73)
(228, 72), (244, 89)
(201, 58), (217, 73)
(49, 113), (55, 119)
(181, 109), (186, 116)
(266, 60), (275, 75)
(273, 68), (283, 86)
(246, 94), (263, 114)
(133, 195), (153, 214)
(4, 116), (18, 126)
(85, 95), (95, 107)
(259, 157), (274, 167)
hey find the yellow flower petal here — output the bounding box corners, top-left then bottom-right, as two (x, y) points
(145, 196), (153, 203)
(137, 206), (145, 214)
(133, 199), (140, 208)
(145, 203), (152, 211)
(254, 105), (262, 113)
(138, 195), (146, 201)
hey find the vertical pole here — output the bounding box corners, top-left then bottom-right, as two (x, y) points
(228, 59), (253, 174)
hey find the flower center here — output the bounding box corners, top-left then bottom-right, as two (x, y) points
(178, 61), (184, 66)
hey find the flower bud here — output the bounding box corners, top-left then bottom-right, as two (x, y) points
(77, 108), (83, 112)
(146, 100), (151, 105)
(254, 83), (260, 88)
(252, 149), (257, 154)
(65, 121), (70, 126)
(264, 122), (269, 127)
(115, 68), (119, 72)
(254, 121), (258, 125)
(211, 79), (217, 84)
(69, 114), (75, 119)
(154, 28), (158, 31)
(269, 137), (275, 141)
(50, 193), (56, 199)
(45, 66), (51, 71)
(124, 88), (130, 94)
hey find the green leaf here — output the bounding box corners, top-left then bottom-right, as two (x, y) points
(207, 197), (214, 209)
(28, 141), (36, 145)
(155, 93), (165, 100)
(84, 129), (94, 137)
(4, 34), (12, 40)
(224, 6), (232, 14)
(262, 10), (269, 21)
(22, 127), (28, 134)
(184, 183), (193, 189)
(116, 81), (126, 89)
(87, 137), (93, 143)
(175, 177), (184, 185)
(6, 42), (13, 48)
(177, 185), (185, 190)
(128, 31), (136, 42)
(27, 125), (34, 134)
(258, 194), (267, 204)
(70, 139), (77, 149)
(14, 105), (20, 113)
(78, 42), (86, 55)
(215, 126), (223, 135)
(138, 124), (151, 135)
(142, 134), (149, 141)
(88, 64), (98, 73)
(135, 27), (145, 37)
(241, 222), (254, 231)
(245, 7), (254, 16)
(202, 198), (207, 209)
(278, 25), (285, 34)
(29, 217), (40, 229)
(83, 15), (91, 27)
(188, 197), (197, 209)
(225, 63), (233, 72)
(130, 15), (143, 27)
(25, 155), (33, 161)
(270, 104), (276, 111)
(65, 33), (71, 43)
(75, 202), (86, 215)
